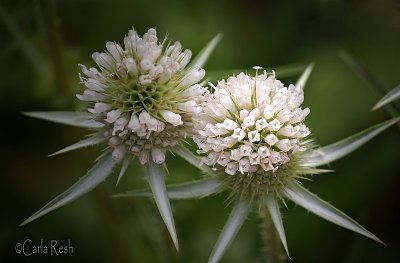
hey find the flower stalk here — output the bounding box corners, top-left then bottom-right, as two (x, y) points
(259, 204), (287, 263)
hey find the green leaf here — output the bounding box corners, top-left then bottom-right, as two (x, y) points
(265, 194), (289, 257)
(0, 4), (45, 73)
(209, 199), (252, 263)
(189, 33), (222, 69)
(172, 144), (217, 175)
(206, 63), (306, 81)
(147, 161), (179, 251)
(20, 152), (116, 226)
(283, 182), (383, 244)
(23, 111), (104, 128)
(113, 179), (222, 199)
(49, 135), (105, 156)
(304, 117), (400, 167)
(338, 50), (400, 117)
(295, 62), (314, 91)
(372, 84), (400, 111)
(116, 157), (131, 187)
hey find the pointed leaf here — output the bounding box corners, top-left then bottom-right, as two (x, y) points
(304, 117), (400, 167)
(209, 199), (252, 263)
(147, 161), (179, 251)
(20, 152), (116, 226)
(114, 179), (222, 199)
(116, 158), (131, 187)
(283, 182), (383, 244)
(172, 144), (217, 175)
(295, 62), (314, 91)
(49, 135), (105, 156)
(23, 111), (104, 128)
(372, 84), (400, 111)
(265, 194), (290, 257)
(339, 50), (400, 117)
(189, 33), (222, 69)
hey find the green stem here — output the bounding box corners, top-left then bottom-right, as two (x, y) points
(37, 0), (69, 94)
(0, 3), (45, 72)
(134, 200), (173, 263)
(92, 186), (132, 262)
(259, 205), (286, 263)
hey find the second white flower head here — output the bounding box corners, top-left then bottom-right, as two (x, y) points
(194, 71), (311, 176)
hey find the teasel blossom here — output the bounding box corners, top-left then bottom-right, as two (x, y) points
(117, 65), (400, 262)
(21, 28), (222, 250)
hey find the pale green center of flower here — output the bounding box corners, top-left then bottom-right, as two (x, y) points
(104, 80), (181, 118)
(77, 28), (207, 165)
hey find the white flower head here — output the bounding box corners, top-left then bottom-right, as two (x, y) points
(193, 71), (311, 192)
(78, 28), (210, 164)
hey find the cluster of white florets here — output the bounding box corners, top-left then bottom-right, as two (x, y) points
(77, 28), (208, 164)
(193, 71), (311, 176)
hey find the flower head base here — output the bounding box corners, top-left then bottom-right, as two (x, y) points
(78, 28), (208, 164)
(193, 71), (312, 197)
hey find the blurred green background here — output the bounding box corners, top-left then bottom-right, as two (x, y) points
(1, 0), (400, 262)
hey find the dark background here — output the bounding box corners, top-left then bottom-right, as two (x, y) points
(1, 0), (400, 262)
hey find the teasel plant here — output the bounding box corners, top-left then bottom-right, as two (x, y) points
(21, 27), (222, 250)
(116, 65), (400, 262)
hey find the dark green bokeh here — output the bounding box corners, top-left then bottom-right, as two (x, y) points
(1, 0), (399, 262)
